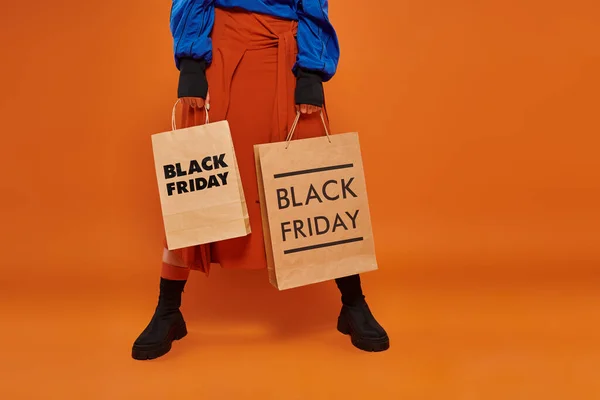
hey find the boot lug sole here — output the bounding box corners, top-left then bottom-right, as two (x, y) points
(132, 323), (187, 361)
(337, 315), (390, 352)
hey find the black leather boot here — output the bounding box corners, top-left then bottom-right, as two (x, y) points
(335, 275), (390, 352)
(337, 300), (390, 352)
(132, 278), (188, 360)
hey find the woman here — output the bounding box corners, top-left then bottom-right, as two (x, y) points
(132, 0), (389, 360)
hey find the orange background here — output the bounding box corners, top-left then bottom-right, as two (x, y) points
(1, 0), (599, 398)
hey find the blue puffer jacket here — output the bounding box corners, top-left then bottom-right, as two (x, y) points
(170, 0), (340, 81)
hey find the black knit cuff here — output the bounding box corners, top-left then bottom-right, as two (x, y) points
(177, 58), (208, 99)
(294, 68), (324, 107)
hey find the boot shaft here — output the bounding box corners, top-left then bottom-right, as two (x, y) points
(157, 277), (186, 310)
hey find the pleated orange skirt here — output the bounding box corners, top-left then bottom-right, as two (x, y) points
(163, 7), (330, 275)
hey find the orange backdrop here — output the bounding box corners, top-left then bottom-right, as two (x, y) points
(1, 0), (598, 283)
(1, 1), (599, 398)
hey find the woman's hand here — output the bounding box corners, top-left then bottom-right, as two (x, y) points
(181, 97), (205, 108)
(181, 92), (210, 109)
(178, 58), (209, 107)
(296, 104), (321, 114)
(294, 68), (324, 115)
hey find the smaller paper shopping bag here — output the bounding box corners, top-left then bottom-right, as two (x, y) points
(254, 112), (378, 290)
(151, 102), (250, 250)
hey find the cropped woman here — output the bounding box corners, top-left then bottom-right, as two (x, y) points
(132, 0), (389, 360)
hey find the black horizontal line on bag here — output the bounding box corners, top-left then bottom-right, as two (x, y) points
(274, 163), (354, 179)
(284, 237), (364, 255)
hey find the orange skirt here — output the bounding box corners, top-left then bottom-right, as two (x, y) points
(163, 8), (330, 275)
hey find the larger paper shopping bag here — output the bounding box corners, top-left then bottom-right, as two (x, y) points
(254, 113), (378, 290)
(151, 104), (250, 250)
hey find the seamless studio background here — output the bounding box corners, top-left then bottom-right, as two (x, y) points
(0, 0), (599, 399)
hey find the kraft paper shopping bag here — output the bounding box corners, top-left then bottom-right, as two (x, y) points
(254, 112), (378, 290)
(151, 101), (250, 250)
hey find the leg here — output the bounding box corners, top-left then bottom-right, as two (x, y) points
(335, 274), (365, 305)
(161, 262), (192, 281)
(335, 274), (390, 352)
(131, 263), (190, 360)
(130, 53), (223, 360)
